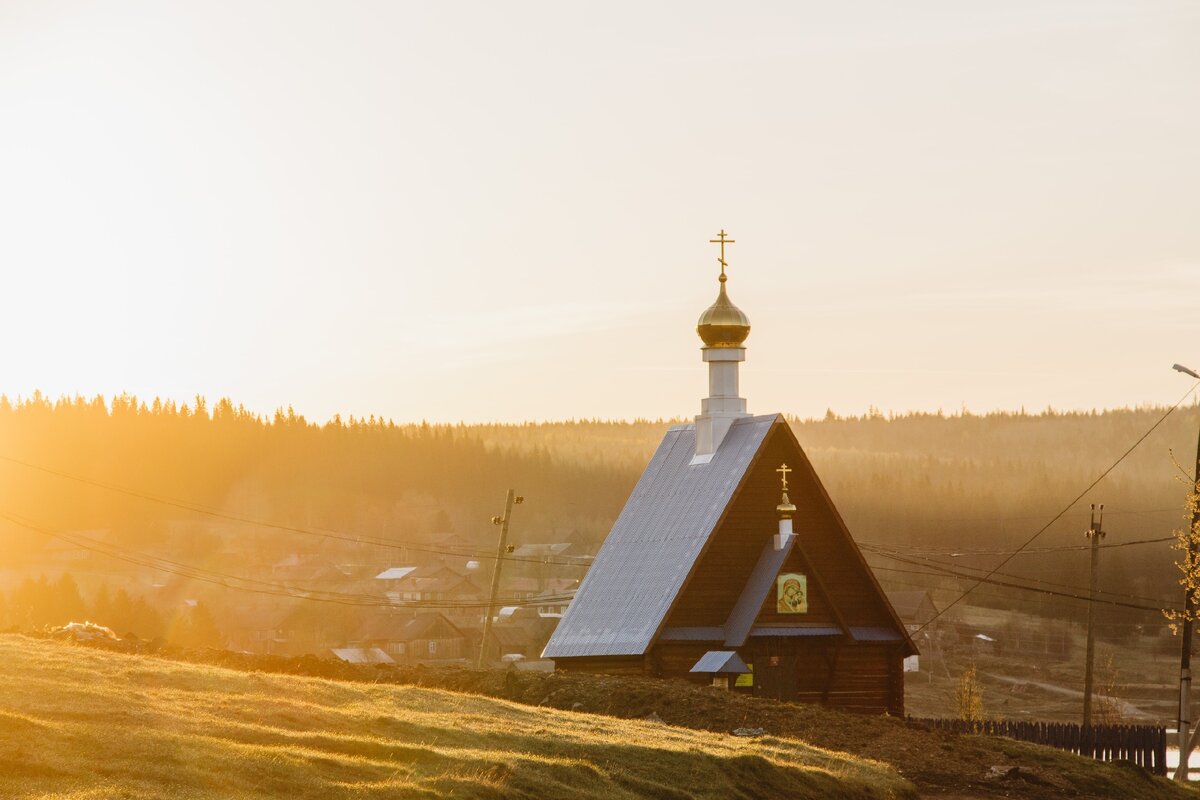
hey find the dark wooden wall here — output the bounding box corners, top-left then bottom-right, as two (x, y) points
(555, 655), (646, 676)
(756, 642), (902, 716)
(559, 641), (904, 716)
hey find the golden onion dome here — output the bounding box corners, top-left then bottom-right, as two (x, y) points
(697, 275), (750, 348)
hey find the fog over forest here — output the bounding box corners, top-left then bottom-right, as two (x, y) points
(1, 392), (1196, 646)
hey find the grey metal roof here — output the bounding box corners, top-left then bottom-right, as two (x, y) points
(884, 590), (937, 621)
(330, 647), (395, 665)
(375, 567), (417, 580)
(660, 627), (725, 641)
(750, 626), (841, 637)
(543, 415), (777, 658)
(723, 535), (798, 647)
(690, 650), (750, 674)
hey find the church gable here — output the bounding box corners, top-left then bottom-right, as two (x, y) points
(661, 420), (912, 653)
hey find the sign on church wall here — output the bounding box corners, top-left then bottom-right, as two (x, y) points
(776, 573), (808, 614)
(735, 664), (753, 687)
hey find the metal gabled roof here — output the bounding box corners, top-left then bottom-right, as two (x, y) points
(722, 535), (799, 647)
(375, 567), (418, 581)
(690, 650), (750, 674)
(542, 415), (777, 659)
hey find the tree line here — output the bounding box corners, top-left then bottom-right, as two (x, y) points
(1, 393), (1197, 638)
(0, 572), (221, 647)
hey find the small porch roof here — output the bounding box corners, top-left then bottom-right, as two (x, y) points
(689, 650), (750, 674)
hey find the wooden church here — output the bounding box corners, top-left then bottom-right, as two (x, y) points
(542, 232), (915, 716)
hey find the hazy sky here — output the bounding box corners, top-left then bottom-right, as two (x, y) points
(2, 1), (1198, 423)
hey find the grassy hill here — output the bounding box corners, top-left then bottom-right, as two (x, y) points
(5, 635), (1199, 800)
(0, 635), (912, 800)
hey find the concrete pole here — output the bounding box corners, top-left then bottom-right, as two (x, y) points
(1082, 504), (1103, 727)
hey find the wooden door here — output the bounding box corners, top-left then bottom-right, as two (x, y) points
(754, 638), (798, 702)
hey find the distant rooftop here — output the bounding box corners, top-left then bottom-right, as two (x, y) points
(375, 567), (418, 581)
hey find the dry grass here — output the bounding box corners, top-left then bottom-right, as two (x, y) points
(0, 636), (914, 799)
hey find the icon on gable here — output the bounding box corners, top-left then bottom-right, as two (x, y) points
(776, 573), (808, 614)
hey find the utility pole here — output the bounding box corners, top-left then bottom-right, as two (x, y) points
(1082, 503), (1104, 727)
(1175, 400), (1200, 781)
(477, 489), (522, 669)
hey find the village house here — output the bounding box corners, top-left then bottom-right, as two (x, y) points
(885, 590), (940, 673)
(384, 572), (485, 622)
(885, 590), (939, 634)
(482, 606), (557, 664)
(484, 624), (542, 663)
(226, 605), (295, 655)
(530, 591), (571, 618)
(351, 612), (469, 664)
(543, 236), (915, 716)
(501, 576), (543, 601)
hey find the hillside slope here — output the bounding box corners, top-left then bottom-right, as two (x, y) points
(0, 636), (912, 800)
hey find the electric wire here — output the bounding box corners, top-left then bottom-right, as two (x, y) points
(857, 535), (1176, 558)
(910, 381), (1200, 634)
(0, 509), (577, 611)
(877, 576), (1171, 630)
(872, 565), (1176, 613)
(0, 454), (590, 568)
(861, 544), (1178, 607)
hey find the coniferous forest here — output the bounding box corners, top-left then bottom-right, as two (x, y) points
(1, 392), (1197, 644)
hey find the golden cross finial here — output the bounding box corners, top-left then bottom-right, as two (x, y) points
(709, 229), (735, 283)
(776, 463), (792, 491)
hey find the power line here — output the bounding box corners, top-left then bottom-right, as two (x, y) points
(911, 380), (1200, 634)
(858, 535), (1175, 558)
(867, 544), (1179, 608)
(862, 545), (1177, 607)
(866, 506), (1183, 526)
(0, 453), (589, 568)
(877, 575), (1174, 630)
(876, 575), (1173, 628)
(872, 565), (1174, 613)
(0, 509), (577, 611)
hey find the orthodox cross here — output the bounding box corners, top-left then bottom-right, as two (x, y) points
(776, 463), (792, 492)
(709, 229), (735, 281)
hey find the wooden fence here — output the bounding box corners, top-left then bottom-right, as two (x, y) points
(908, 717), (1168, 776)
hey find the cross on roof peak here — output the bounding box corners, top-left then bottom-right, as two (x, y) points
(708, 229), (735, 282)
(776, 462), (792, 491)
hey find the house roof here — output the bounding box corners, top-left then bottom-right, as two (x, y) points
(543, 415), (776, 658)
(389, 574), (483, 595)
(885, 590), (937, 621)
(398, 613), (466, 642)
(331, 647), (395, 665)
(376, 567), (418, 581)
(352, 612), (393, 639)
(690, 650), (750, 674)
(490, 624), (540, 647)
(723, 534), (804, 647)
